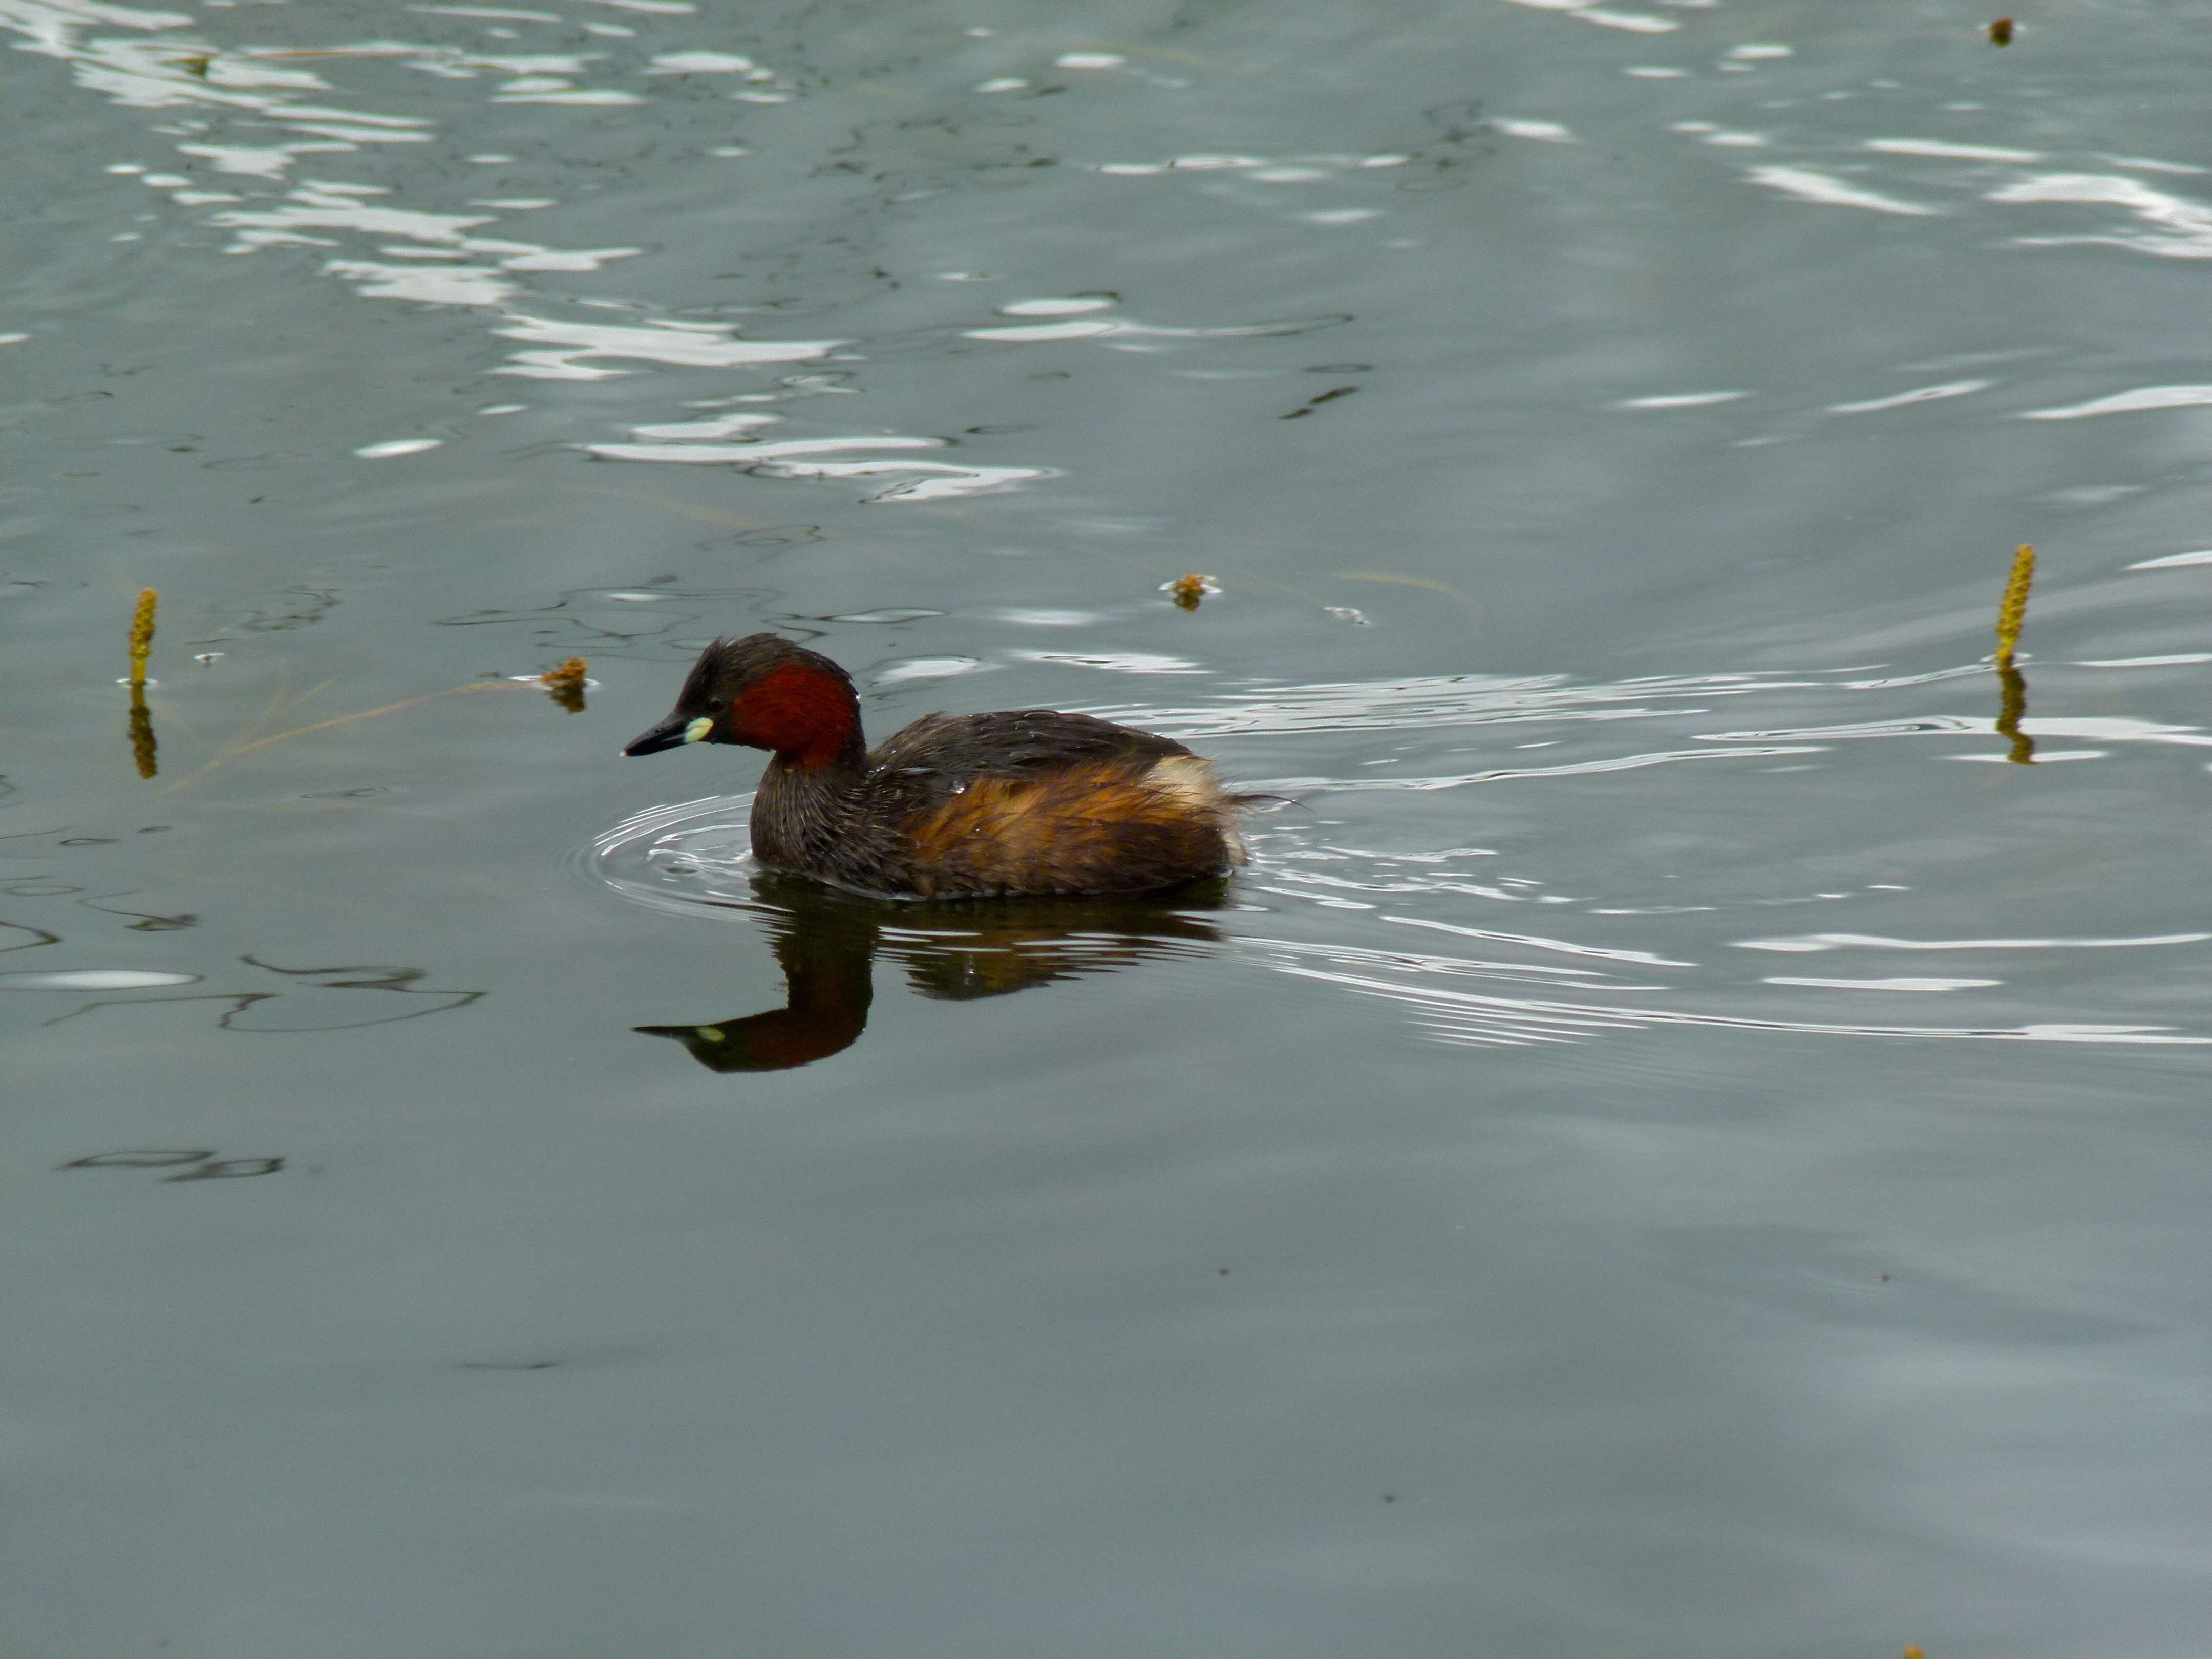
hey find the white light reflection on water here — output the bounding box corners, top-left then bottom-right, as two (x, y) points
(1492, 118), (1577, 143)
(1089, 662), (2212, 761)
(2020, 385), (2212, 420)
(1764, 976), (2004, 991)
(0, 0), (968, 505)
(1078, 667), (1822, 740)
(1575, 10), (1678, 34)
(1014, 651), (1206, 675)
(1865, 138), (2044, 164)
(494, 315), (843, 378)
(1826, 379), (1990, 414)
(1990, 171), (2212, 259)
(1737, 932), (2212, 954)
(53, 0), (2200, 524)
(961, 292), (1351, 349)
(1092, 151), (1412, 179)
(1258, 744), (1828, 793)
(1266, 956), (2208, 1048)
(1747, 165), (1941, 217)
(2127, 551), (2212, 570)
(1, 969), (199, 991)
(1615, 390), (1751, 409)
(1464, 0), (2212, 317)
(1700, 714), (2212, 751)
(583, 427), (1055, 503)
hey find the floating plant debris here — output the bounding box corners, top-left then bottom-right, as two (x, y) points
(1164, 573), (1218, 611)
(1987, 17), (2013, 45)
(540, 656), (590, 712)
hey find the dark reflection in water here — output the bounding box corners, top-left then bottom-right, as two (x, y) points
(638, 875), (1226, 1073)
(80, 894), (196, 931)
(126, 686), (155, 780)
(59, 1149), (283, 1181)
(1995, 660), (2035, 765)
(34, 955), (485, 1032)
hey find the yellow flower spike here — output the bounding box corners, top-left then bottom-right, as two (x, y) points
(127, 588), (157, 688)
(1994, 544), (2034, 666)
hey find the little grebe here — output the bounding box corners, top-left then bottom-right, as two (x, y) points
(623, 634), (1249, 898)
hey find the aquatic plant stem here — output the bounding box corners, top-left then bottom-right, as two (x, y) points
(220, 683), (513, 759)
(1994, 544), (2034, 666)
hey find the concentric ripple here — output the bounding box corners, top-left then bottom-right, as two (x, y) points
(591, 646), (2212, 1051)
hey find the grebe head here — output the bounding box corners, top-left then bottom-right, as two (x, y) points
(623, 634), (862, 769)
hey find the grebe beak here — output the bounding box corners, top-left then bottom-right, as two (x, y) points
(622, 714), (709, 757)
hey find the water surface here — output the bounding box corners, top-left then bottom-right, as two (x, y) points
(5, 1), (2210, 1653)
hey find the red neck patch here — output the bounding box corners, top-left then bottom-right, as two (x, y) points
(734, 659), (859, 768)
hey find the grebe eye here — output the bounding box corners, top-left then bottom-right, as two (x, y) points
(683, 716), (714, 744)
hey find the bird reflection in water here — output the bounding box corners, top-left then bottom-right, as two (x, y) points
(635, 874), (1227, 1072)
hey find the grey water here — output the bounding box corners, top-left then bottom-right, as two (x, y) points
(5, 0), (2210, 1652)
